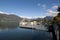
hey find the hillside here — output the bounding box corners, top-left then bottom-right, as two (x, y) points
(0, 13), (22, 28)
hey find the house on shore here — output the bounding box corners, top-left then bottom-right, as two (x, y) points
(19, 18), (44, 28)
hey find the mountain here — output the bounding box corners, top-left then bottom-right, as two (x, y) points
(0, 13), (23, 28)
(44, 16), (53, 21)
(42, 16), (54, 26)
(0, 13), (22, 22)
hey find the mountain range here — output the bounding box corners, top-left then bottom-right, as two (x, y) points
(0, 12), (53, 28)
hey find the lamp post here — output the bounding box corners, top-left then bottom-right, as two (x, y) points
(57, 0), (60, 39)
(57, 7), (60, 40)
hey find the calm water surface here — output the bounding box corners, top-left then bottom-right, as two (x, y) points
(0, 27), (53, 40)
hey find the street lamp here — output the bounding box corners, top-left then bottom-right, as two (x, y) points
(58, 7), (60, 12)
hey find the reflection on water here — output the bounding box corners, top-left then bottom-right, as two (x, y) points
(0, 27), (32, 40)
(0, 27), (53, 40)
(0, 27), (16, 32)
(0, 22), (18, 31)
(0, 22), (52, 40)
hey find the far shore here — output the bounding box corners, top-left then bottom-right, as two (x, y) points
(19, 27), (36, 30)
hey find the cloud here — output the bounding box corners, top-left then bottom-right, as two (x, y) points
(20, 16), (46, 19)
(0, 11), (9, 14)
(52, 5), (58, 9)
(0, 11), (16, 15)
(37, 3), (41, 6)
(42, 4), (46, 8)
(20, 16), (32, 19)
(46, 5), (59, 16)
(47, 9), (59, 16)
(35, 16), (46, 18)
(37, 3), (46, 9)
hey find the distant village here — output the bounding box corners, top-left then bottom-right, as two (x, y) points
(0, 12), (53, 29)
(19, 16), (53, 29)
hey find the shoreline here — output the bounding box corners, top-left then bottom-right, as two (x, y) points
(19, 27), (36, 30)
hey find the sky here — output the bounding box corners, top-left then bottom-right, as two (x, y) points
(0, 0), (60, 18)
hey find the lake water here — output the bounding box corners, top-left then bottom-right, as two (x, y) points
(0, 27), (53, 40)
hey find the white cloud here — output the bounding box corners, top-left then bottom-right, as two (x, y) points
(37, 3), (46, 9)
(46, 5), (59, 16)
(42, 4), (46, 8)
(33, 16), (46, 18)
(47, 9), (59, 16)
(0, 11), (4, 13)
(20, 16), (46, 19)
(37, 3), (41, 6)
(0, 11), (9, 14)
(52, 5), (58, 9)
(0, 11), (16, 15)
(20, 16), (31, 18)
